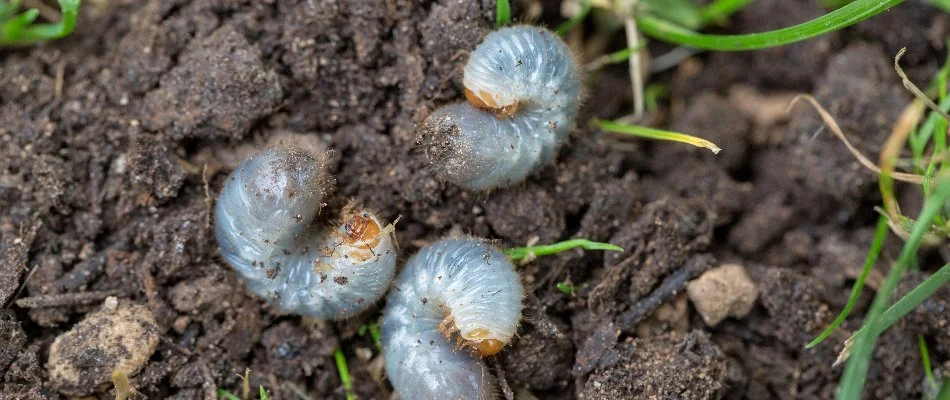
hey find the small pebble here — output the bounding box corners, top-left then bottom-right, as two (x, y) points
(48, 299), (160, 396)
(686, 264), (759, 326)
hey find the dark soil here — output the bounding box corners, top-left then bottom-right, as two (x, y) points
(1, 0), (948, 399)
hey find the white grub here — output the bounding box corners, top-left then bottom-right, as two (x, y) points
(215, 146), (397, 319)
(381, 238), (524, 400)
(420, 26), (582, 190)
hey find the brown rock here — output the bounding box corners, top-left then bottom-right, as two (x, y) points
(687, 264), (759, 326)
(48, 298), (160, 396)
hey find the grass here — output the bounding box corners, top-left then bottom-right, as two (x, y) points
(920, 335), (938, 392)
(940, 380), (950, 400)
(218, 386), (270, 400)
(780, 49), (950, 399)
(217, 369), (271, 400)
(495, 0), (510, 27)
(546, 0), (909, 151)
(696, 0), (753, 26)
(510, 2), (945, 398)
(334, 347), (356, 400)
(637, 0), (904, 51)
(505, 238), (620, 295)
(556, 281), (576, 295)
(594, 119), (721, 154)
(0, 0), (79, 46)
(357, 320), (382, 350)
(828, 51), (950, 399)
(555, 0), (590, 36)
(806, 216), (890, 349)
(504, 238), (622, 262)
(839, 180), (950, 400)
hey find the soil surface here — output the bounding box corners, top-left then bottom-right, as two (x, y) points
(1, 0), (949, 399)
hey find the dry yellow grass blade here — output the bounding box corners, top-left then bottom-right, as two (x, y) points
(788, 95), (926, 185)
(879, 100), (926, 221)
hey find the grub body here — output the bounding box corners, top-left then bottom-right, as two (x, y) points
(381, 238), (523, 400)
(215, 147), (396, 319)
(421, 26), (582, 190)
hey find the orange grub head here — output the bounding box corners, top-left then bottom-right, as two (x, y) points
(464, 88), (519, 118)
(343, 213), (381, 250)
(463, 328), (506, 356)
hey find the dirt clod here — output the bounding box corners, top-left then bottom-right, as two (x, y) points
(0, 310), (26, 374)
(502, 305), (573, 390)
(0, 1), (944, 398)
(687, 264), (759, 327)
(47, 299), (160, 396)
(142, 24), (283, 139)
(583, 331), (727, 400)
(485, 184), (565, 244)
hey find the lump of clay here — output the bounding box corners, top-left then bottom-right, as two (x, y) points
(48, 298), (160, 396)
(686, 264), (759, 326)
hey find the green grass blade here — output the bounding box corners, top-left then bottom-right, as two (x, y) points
(644, 83), (669, 113)
(369, 323), (381, 349)
(259, 385), (269, 400)
(920, 335), (938, 391)
(13, 0), (79, 44)
(697, 0), (753, 26)
(555, 0), (590, 36)
(606, 47), (637, 64)
(334, 347), (356, 400)
(556, 281), (575, 295)
(939, 379), (950, 400)
(839, 180), (950, 400)
(495, 0), (510, 27)
(504, 239), (622, 262)
(0, 0), (22, 19)
(594, 119), (721, 154)
(1, 8), (37, 43)
(929, 0), (950, 13)
(806, 215), (889, 349)
(867, 263), (950, 338)
(217, 389), (241, 400)
(643, 0), (701, 30)
(637, 0), (904, 51)
(358, 320), (382, 349)
(911, 96), (950, 175)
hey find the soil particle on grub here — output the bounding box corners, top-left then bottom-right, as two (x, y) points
(687, 264), (759, 327)
(582, 331), (728, 400)
(142, 24), (283, 139)
(47, 298), (160, 396)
